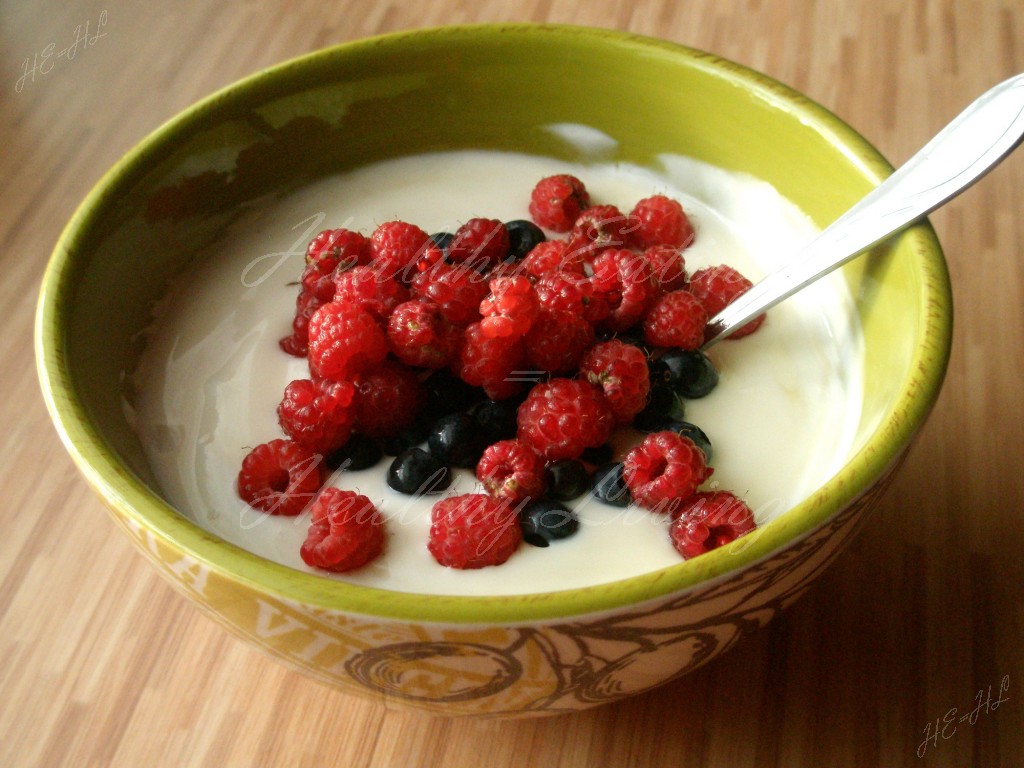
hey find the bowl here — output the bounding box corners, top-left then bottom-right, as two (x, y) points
(35, 24), (951, 717)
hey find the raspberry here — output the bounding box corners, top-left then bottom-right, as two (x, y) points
(567, 204), (637, 260)
(307, 302), (388, 380)
(279, 289), (321, 357)
(428, 493), (522, 569)
(333, 265), (409, 320)
(669, 491), (757, 558)
(520, 240), (585, 279)
(479, 276), (540, 339)
(301, 262), (343, 304)
(590, 248), (659, 332)
(524, 310), (595, 374)
(277, 378), (356, 453)
(534, 270), (609, 325)
(516, 378), (614, 461)
(369, 220), (431, 282)
(237, 439), (323, 516)
(629, 195), (695, 249)
(387, 299), (460, 369)
(447, 218), (510, 269)
(643, 290), (708, 350)
(643, 244), (688, 292)
(300, 487), (385, 572)
(688, 265), (765, 338)
(352, 361), (425, 438)
(476, 439), (546, 504)
(528, 174), (590, 232)
(411, 262), (489, 327)
(622, 431), (711, 514)
(579, 340), (651, 425)
(456, 321), (528, 400)
(306, 228), (372, 271)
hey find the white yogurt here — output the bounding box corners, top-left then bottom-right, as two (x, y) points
(128, 149), (863, 596)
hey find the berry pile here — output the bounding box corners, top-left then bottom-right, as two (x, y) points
(236, 174), (764, 573)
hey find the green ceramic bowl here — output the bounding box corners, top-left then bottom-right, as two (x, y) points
(36, 24), (951, 717)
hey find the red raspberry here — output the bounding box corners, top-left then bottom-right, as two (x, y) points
(520, 240), (585, 279)
(567, 204), (637, 260)
(516, 378), (614, 461)
(579, 340), (651, 425)
(479, 276), (540, 339)
(447, 218), (510, 269)
(352, 361), (424, 438)
(369, 220), (431, 282)
(411, 262), (489, 327)
(644, 244), (688, 292)
(643, 290), (708, 350)
(277, 378), (356, 453)
(237, 439), (323, 516)
(524, 310), (595, 374)
(456, 321), (528, 400)
(688, 265), (765, 338)
(629, 195), (695, 249)
(535, 270), (609, 325)
(622, 431), (712, 514)
(387, 299), (460, 369)
(428, 493), (522, 569)
(669, 491), (757, 558)
(333, 265), (409, 320)
(301, 262), (343, 304)
(300, 487), (385, 572)
(528, 174), (590, 232)
(476, 439), (546, 504)
(306, 228), (372, 271)
(591, 248), (659, 332)
(279, 289), (321, 357)
(307, 302), (388, 380)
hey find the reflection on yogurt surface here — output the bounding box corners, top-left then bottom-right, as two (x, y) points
(128, 149), (863, 596)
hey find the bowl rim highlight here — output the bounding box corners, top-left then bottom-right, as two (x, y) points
(35, 23), (952, 625)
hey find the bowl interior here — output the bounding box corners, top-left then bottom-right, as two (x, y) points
(37, 25), (951, 623)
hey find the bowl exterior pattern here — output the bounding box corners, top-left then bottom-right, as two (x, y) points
(100, 454), (901, 717)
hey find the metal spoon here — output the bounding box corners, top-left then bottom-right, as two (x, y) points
(701, 71), (1024, 349)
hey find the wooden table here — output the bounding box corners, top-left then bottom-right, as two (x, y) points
(2, 2), (1021, 766)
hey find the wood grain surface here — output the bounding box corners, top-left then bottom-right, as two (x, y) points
(2, 1), (1022, 766)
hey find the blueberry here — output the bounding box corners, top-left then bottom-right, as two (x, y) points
(579, 443), (614, 467)
(544, 459), (591, 501)
(323, 434), (383, 471)
(651, 349), (719, 398)
(427, 412), (488, 468)
(387, 447), (452, 495)
(591, 462), (631, 507)
(633, 383), (685, 432)
(377, 415), (432, 456)
(519, 499), (579, 547)
(648, 419), (713, 462)
(429, 231), (455, 254)
(422, 369), (482, 420)
(504, 219), (546, 261)
(469, 399), (518, 444)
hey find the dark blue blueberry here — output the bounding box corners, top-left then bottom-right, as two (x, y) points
(323, 434), (383, 471)
(651, 349), (719, 398)
(422, 368), (483, 420)
(649, 419), (713, 462)
(591, 462), (631, 507)
(427, 412), (488, 468)
(544, 459), (591, 502)
(579, 443), (614, 467)
(386, 447), (452, 495)
(377, 415), (432, 456)
(469, 398), (519, 444)
(633, 383), (685, 432)
(429, 231), (455, 254)
(519, 499), (580, 547)
(504, 219), (546, 261)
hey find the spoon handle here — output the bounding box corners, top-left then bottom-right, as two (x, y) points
(702, 71), (1024, 349)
